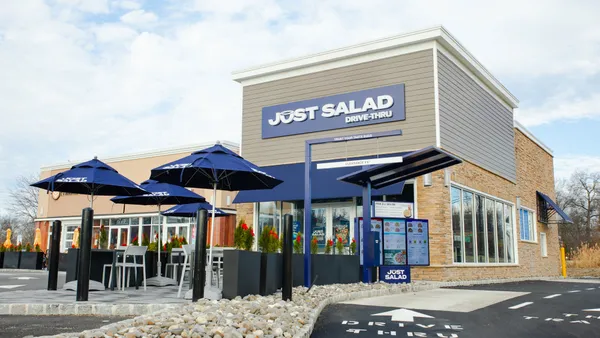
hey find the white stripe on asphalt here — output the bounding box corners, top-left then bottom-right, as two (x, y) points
(509, 302), (533, 309)
(568, 290), (581, 293)
(0, 285), (25, 289)
(586, 288), (595, 291)
(544, 294), (561, 299)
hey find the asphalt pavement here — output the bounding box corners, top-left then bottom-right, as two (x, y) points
(312, 279), (600, 338)
(0, 271), (65, 292)
(0, 315), (130, 338)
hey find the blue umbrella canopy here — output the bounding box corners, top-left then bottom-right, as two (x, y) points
(149, 143), (283, 191)
(161, 202), (227, 218)
(110, 179), (206, 206)
(31, 157), (147, 197)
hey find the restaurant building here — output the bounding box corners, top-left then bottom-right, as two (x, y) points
(231, 26), (570, 281)
(34, 141), (239, 253)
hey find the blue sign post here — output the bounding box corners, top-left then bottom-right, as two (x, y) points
(303, 130), (403, 288)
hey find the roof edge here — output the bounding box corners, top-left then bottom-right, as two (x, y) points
(231, 25), (518, 108)
(514, 120), (553, 156)
(40, 140), (240, 172)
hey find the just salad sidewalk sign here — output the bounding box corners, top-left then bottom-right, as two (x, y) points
(261, 84), (406, 139)
(379, 266), (411, 284)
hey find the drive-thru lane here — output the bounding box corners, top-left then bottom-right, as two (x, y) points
(312, 279), (600, 338)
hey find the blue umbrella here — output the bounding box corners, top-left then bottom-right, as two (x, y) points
(31, 157), (147, 208)
(162, 202), (227, 218)
(111, 179), (206, 287)
(150, 142), (283, 290)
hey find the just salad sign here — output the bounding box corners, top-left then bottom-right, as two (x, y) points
(261, 84), (406, 139)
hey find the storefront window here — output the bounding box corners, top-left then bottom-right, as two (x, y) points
(496, 202), (505, 263)
(258, 202), (279, 240)
(453, 185), (515, 264)
(64, 225), (78, 250)
(311, 208), (327, 252)
(451, 187), (462, 263)
(486, 198), (497, 263)
(475, 196), (487, 263)
(463, 191), (475, 263)
(332, 206), (351, 248)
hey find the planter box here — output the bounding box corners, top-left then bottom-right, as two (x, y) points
(292, 254), (305, 287)
(260, 253), (282, 296)
(223, 250), (261, 300)
(20, 252), (44, 270)
(311, 254), (360, 285)
(3, 252), (21, 269)
(0, 252), (3, 268)
(58, 253), (69, 271)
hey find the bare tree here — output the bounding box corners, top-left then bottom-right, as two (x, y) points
(6, 174), (39, 245)
(569, 171), (600, 244)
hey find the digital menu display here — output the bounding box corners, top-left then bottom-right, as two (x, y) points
(383, 219), (406, 265)
(406, 219), (430, 265)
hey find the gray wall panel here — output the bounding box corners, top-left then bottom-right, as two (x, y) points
(241, 50), (437, 165)
(438, 51), (516, 181)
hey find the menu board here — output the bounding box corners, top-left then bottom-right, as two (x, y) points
(406, 219), (430, 265)
(383, 219), (407, 265)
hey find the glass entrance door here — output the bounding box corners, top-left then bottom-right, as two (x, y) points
(311, 202), (356, 253)
(109, 227), (129, 249)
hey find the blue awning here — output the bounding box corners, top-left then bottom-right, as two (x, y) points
(537, 191), (573, 223)
(337, 146), (462, 189)
(233, 153), (408, 203)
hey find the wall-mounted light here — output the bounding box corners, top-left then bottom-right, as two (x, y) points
(516, 197), (521, 209)
(423, 173), (432, 187)
(444, 169), (452, 187)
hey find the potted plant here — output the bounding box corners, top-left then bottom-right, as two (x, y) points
(223, 219), (260, 299)
(350, 238), (357, 255)
(336, 236), (344, 255)
(292, 232), (305, 287)
(99, 225), (108, 249)
(324, 238), (333, 254)
(131, 236), (139, 246)
(20, 242), (44, 270)
(3, 245), (20, 269)
(141, 234), (149, 247)
(258, 225), (282, 296)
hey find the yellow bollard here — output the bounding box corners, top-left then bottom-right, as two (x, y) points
(560, 246), (567, 278)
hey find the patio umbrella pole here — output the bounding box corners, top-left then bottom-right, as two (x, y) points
(207, 183), (217, 288)
(146, 203), (177, 287)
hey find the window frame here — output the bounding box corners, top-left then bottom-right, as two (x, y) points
(519, 207), (537, 243)
(450, 182), (518, 266)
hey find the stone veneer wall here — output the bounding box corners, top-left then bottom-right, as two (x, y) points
(234, 129), (561, 281)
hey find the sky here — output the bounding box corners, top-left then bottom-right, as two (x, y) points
(0, 0), (599, 213)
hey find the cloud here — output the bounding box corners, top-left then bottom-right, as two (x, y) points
(516, 92), (600, 127)
(1, 0), (600, 213)
(120, 9), (157, 25)
(113, 0), (141, 10)
(555, 155), (600, 179)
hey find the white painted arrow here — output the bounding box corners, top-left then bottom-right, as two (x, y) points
(372, 309), (434, 322)
(583, 309), (600, 312)
(0, 285), (25, 289)
(13, 277), (38, 280)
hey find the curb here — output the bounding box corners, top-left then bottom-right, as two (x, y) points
(0, 269), (57, 274)
(0, 303), (178, 316)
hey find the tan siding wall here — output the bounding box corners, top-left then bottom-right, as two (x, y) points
(241, 50), (436, 165)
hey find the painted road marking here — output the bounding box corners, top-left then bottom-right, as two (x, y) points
(0, 285), (25, 289)
(544, 294), (561, 299)
(13, 276), (38, 280)
(372, 309), (434, 322)
(583, 308), (600, 312)
(509, 302), (533, 310)
(586, 287), (595, 290)
(568, 290), (581, 293)
(343, 288), (528, 312)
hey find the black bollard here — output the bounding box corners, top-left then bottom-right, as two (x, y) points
(282, 214), (293, 301)
(76, 208), (94, 301)
(47, 220), (62, 290)
(192, 209), (208, 301)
